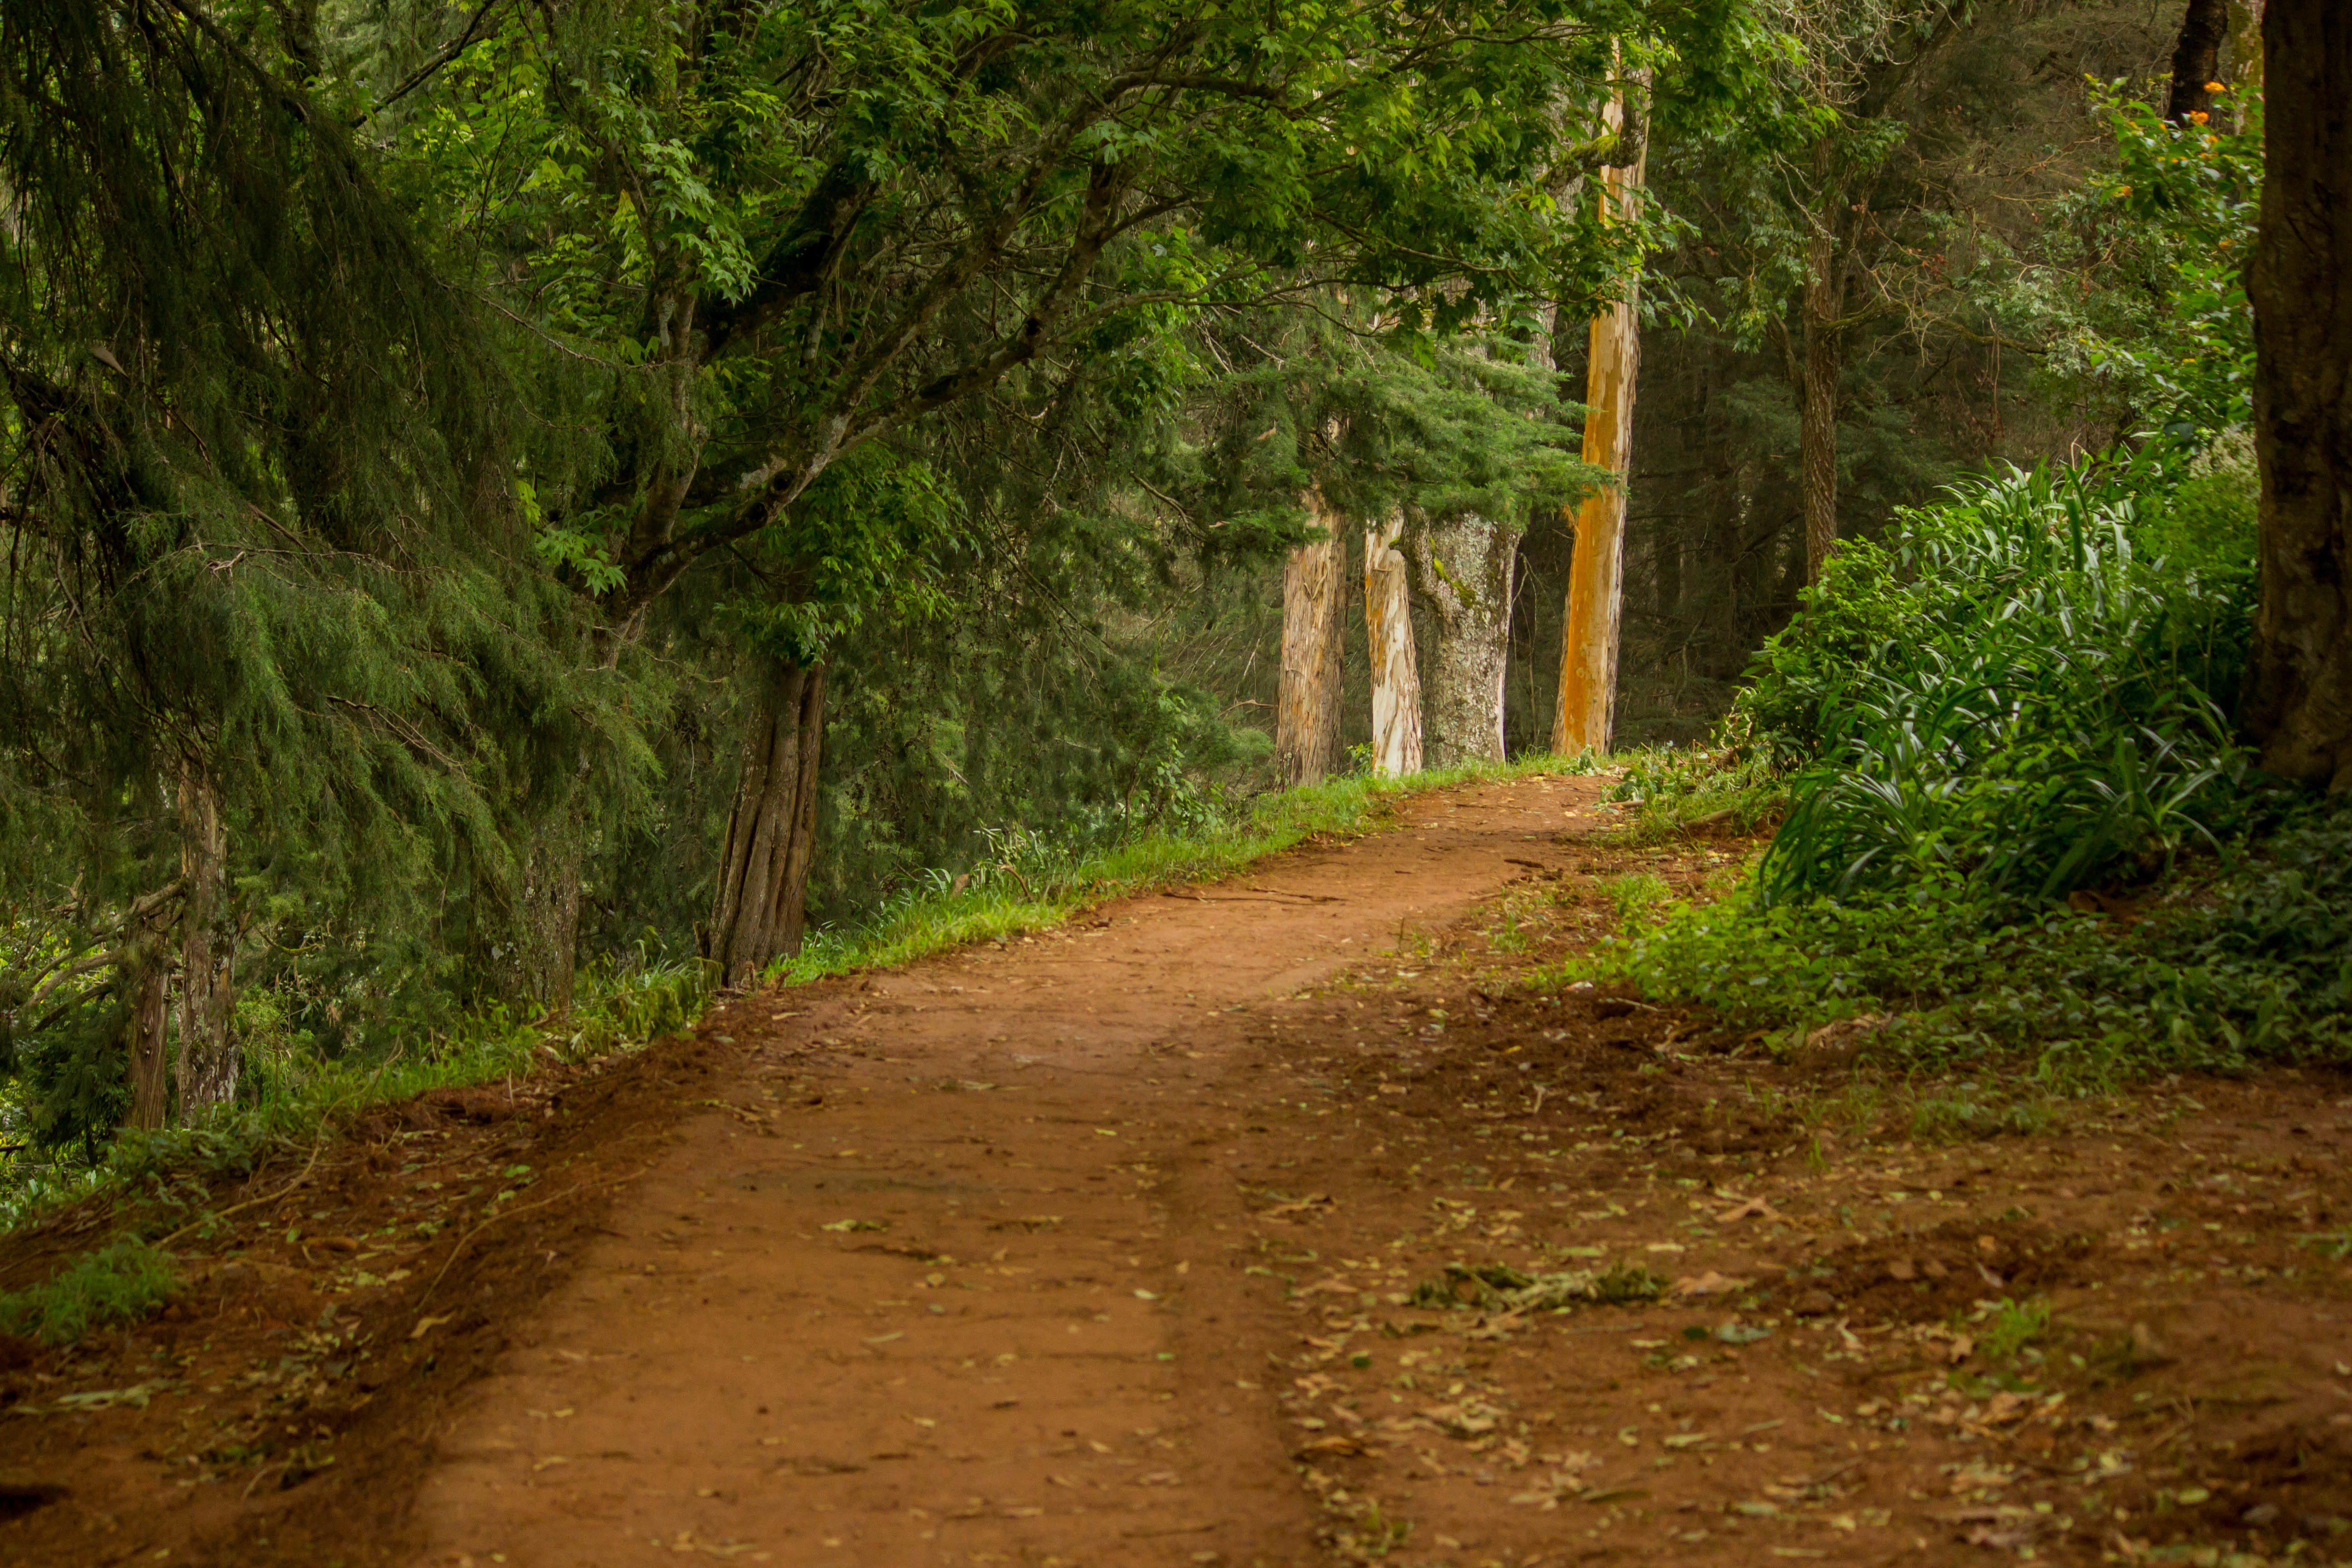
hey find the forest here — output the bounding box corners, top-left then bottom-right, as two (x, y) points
(0, 1), (2347, 1560)
(4, 0), (2337, 1162)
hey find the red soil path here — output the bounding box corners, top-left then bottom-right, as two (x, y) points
(4, 770), (2350, 1568)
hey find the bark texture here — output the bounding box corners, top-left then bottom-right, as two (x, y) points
(175, 756), (236, 1116)
(1800, 222), (1845, 584)
(1410, 512), (1520, 767)
(1275, 501), (1345, 786)
(2247, 0), (2352, 789)
(122, 932), (170, 1132)
(2168, 0), (2231, 122)
(1363, 511), (1424, 777)
(505, 829), (584, 1017)
(707, 662), (828, 987)
(1554, 95), (1646, 755)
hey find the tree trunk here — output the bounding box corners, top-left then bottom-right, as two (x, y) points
(706, 662), (827, 987)
(121, 931), (170, 1132)
(1410, 512), (1521, 767)
(511, 827), (584, 1017)
(175, 755), (237, 1116)
(1800, 227), (1844, 585)
(2228, 0), (2264, 107)
(1553, 96), (1647, 755)
(1275, 497), (1345, 786)
(1363, 510), (1424, 777)
(2246, 0), (2352, 789)
(2168, 0), (2232, 122)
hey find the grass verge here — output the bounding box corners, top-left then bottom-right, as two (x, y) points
(767, 752), (1599, 988)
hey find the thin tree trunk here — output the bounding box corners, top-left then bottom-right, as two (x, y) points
(1800, 227), (1844, 585)
(122, 928), (170, 1132)
(1275, 496), (1345, 786)
(2168, 0), (2232, 122)
(1363, 510), (1424, 777)
(2247, 0), (2352, 789)
(1410, 512), (1521, 767)
(1553, 93), (1647, 755)
(175, 755), (236, 1116)
(706, 662), (828, 987)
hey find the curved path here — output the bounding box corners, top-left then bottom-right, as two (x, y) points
(414, 774), (1611, 1568)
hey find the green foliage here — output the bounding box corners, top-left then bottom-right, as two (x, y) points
(1584, 796), (2352, 1085)
(1977, 1296), (2052, 1361)
(2037, 84), (2261, 441)
(0, 1237), (175, 1345)
(1730, 451), (2258, 909)
(1580, 440), (2352, 1088)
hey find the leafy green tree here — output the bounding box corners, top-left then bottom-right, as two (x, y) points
(387, 0), (1752, 982)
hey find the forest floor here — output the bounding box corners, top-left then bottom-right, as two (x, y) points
(3, 770), (2351, 1568)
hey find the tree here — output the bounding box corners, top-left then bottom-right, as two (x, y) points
(393, 0), (1723, 979)
(2246, 0), (2352, 788)
(0, 1), (608, 1135)
(1363, 512), (1426, 777)
(2166, 0), (2231, 123)
(1555, 78), (1651, 755)
(1275, 494), (1346, 788)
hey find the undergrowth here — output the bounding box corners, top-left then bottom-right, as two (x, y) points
(0, 1236), (176, 1345)
(1570, 445), (2352, 1093)
(0, 953), (713, 1236)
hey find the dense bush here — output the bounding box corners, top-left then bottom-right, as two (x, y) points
(1732, 448), (2258, 909)
(1589, 442), (2352, 1081)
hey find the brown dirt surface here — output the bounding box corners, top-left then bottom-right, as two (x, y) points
(3, 770), (2351, 1568)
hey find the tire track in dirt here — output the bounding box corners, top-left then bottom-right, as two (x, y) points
(411, 773), (1617, 1568)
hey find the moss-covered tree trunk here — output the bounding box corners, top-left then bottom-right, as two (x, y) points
(2247, 0), (2352, 789)
(508, 828), (584, 1017)
(706, 662), (827, 988)
(175, 756), (236, 1116)
(1410, 512), (1521, 766)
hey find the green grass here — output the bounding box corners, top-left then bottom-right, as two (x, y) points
(0, 1236), (176, 1344)
(766, 752), (1601, 989)
(0, 954), (715, 1236)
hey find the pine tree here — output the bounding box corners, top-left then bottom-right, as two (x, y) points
(0, 2), (620, 1139)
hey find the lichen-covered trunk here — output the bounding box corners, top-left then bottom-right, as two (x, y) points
(1554, 108), (1646, 756)
(1275, 500), (1345, 786)
(1363, 511), (1423, 777)
(1410, 512), (1521, 767)
(706, 662), (827, 988)
(2247, 0), (2352, 789)
(175, 756), (236, 1116)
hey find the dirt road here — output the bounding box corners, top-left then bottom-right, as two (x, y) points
(6, 769), (2351, 1568)
(412, 774), (1621, 1567)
